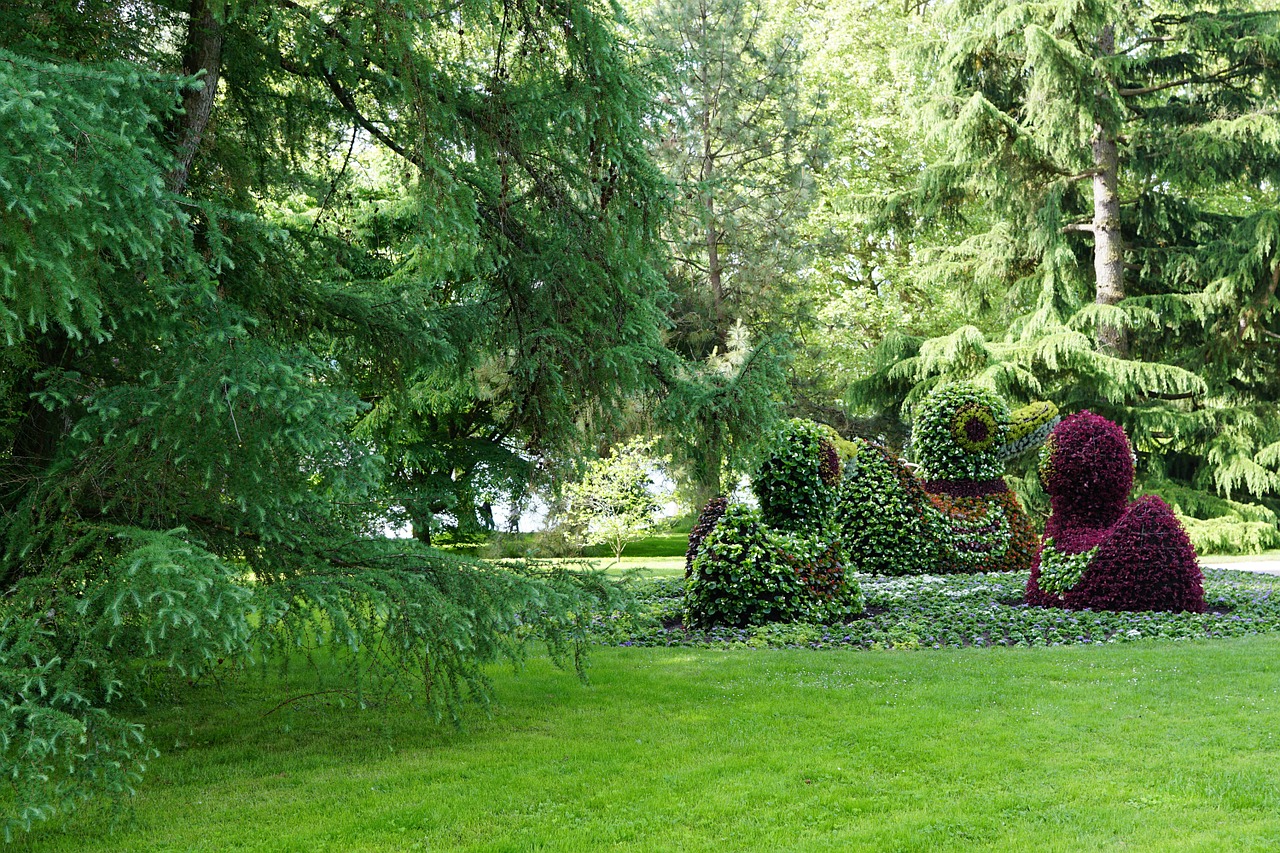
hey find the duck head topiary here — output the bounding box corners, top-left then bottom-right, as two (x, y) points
(911, 383), (1059, 573)
(912, 383), (1060, 490)
(754, 418), (842, 532)
(1037, 410), (1133, 530)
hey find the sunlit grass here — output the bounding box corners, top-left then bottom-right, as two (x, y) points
(1200, 550), (1280, 564)
(26, 636), (1280, 851)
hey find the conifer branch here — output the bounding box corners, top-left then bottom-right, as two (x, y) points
(1117, 62), (1248, 97)
(320, 70), (416, 166)
(1144, 390), (1198, 401)
(1118, 36), (1175, 55)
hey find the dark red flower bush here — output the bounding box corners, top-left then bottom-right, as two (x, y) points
(685, 495), (729, 577)
(1027, 411), (1205, 612)
(818, 439), (842, 487)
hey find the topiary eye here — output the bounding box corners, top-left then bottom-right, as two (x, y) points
(950, 403), (998, 452)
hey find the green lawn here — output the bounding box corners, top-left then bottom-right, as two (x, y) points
(551, 531), (689, 576)
(579, 555), (686, 576)
(1199, 550), (1280, 564)
(27, 636), (1280, 851)
(585, 532), (691, 559)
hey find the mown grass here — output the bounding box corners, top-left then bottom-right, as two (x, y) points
(583, 532), (691, 560)
(25, 635), (1280, 851)
(1200, 549), (1280, 564)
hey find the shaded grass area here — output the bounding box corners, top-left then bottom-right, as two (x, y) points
(24, 637), (1280, 851)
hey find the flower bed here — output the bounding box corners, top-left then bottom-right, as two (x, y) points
(595, 569), (1280, 650)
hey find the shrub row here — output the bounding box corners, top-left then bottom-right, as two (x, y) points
(599, 569), (1280, 650)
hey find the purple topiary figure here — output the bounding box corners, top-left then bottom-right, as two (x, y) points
(1026, 411), (1205, 612)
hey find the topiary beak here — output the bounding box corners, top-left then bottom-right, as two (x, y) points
(999, 401), (1060, 461)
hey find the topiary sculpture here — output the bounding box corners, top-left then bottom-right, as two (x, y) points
(683, 418), (866, 627)
(685, 495), (729, 577)
(1026, 411), (1205, 612)
(753, 418), (841, 534)
(832, 438), (938, 576)
(911, 383), (1059, 573)
(684, 504), (864, 628)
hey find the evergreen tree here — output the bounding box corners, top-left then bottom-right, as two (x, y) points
(852, 0), (1280, 550)
(0, 0), (669, 831)
(635, 0), (822, 354)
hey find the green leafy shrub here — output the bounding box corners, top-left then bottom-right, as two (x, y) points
(833, 439), (938, 576)
(754, 419), (840, 532)
(685, 505), (863, 627)
(686, 505), (804, 628)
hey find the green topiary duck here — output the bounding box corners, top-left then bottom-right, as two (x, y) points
(910, 383), (1059, 573)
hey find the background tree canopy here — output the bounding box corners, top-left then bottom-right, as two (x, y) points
(2, 0), (1279, 836)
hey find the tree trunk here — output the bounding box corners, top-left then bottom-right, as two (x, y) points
(410, 508), (433, 546)
(705, 197), (725, 339)
(168, 0), (224, 194)
(697, 0), (727, 345)
(1092, 24), (1127, 357)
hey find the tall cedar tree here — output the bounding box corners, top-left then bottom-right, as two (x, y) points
(852, 0), (1280, 551)
(0, 0), (668, 832)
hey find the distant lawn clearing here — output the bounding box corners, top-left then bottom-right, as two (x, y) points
(28, 636), (1280, 851)
(586, 555), (686, 576)
(1200, 550), (1280, 564)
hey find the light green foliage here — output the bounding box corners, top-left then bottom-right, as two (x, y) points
(793, 0), (977, 411)
(562, 438), (668, 564)
(657, 321), (789, 510)
(1037, 537), (1098, 595)
(634, 0), (822, 355)
(1147, 479), (1280, 555)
